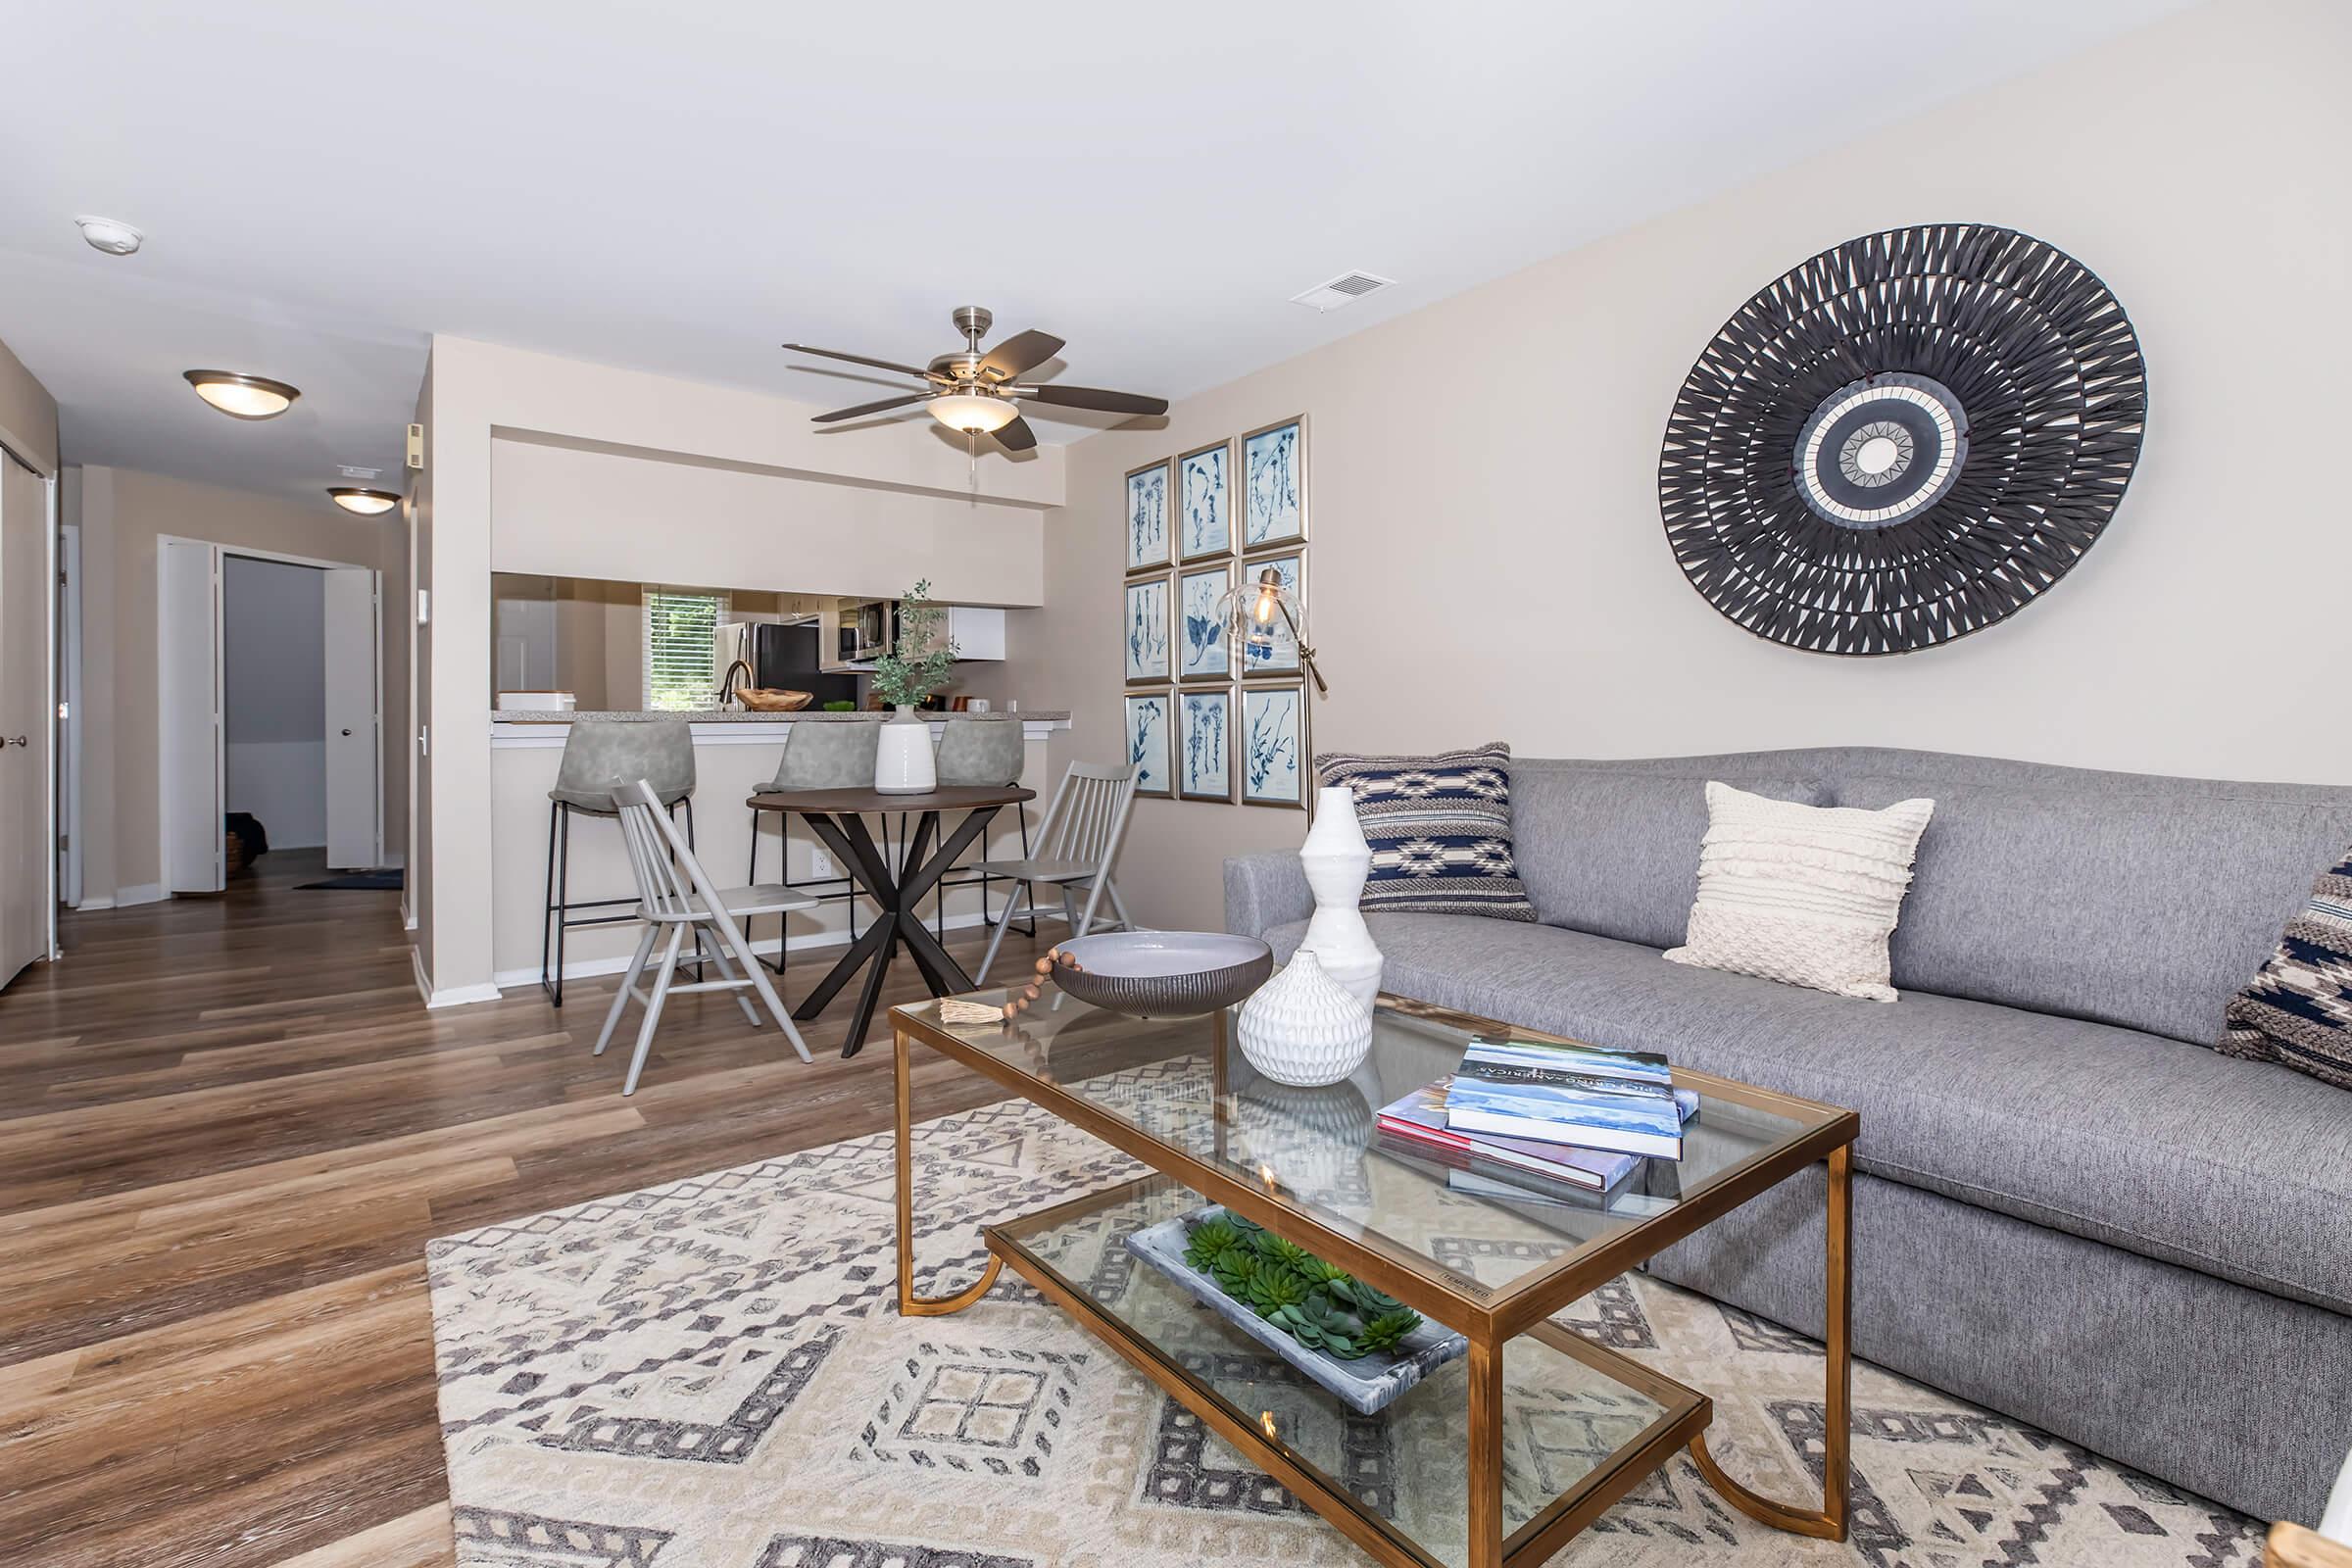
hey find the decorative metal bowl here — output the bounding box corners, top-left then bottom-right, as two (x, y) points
(1051, 932), (1272, 1017)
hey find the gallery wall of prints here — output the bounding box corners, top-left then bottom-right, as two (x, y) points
(1125, 414), (1309, 812)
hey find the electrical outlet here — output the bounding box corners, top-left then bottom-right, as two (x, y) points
(809, 848), (833, 878)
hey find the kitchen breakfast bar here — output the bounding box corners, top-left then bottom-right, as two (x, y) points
(486, 710), (1070, 1017)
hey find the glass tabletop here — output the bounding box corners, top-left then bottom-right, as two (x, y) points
(896, 990), (1849, 1310)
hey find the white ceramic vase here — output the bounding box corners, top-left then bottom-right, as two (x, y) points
(1298, 785), (1383, 1011)
(1236, 949), (1374, 1087)
(873, 708), (937, 795)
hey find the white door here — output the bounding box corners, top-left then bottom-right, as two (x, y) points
(0, 453), (50, 984)
(160, 539), (223, 894)
(322, 567), (380, 869)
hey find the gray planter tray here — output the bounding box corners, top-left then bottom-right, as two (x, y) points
(1122, 1204), (1468, 1415)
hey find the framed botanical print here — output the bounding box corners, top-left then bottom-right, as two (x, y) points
(1242, 415), (1307, 548)
(1125, 691), (1173, 799)
(1177, 438), (1233, 562)
(1175, 563), (1233, 683)
(1178, 688), (1233, 802)
(1236, 549), (1303, 678)
(1125, 459), (1172, 573)
(1123, 572), (1171, 685)
(1239, 683), (1307, 808)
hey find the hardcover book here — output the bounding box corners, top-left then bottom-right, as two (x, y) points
(1378, 1081), (1698, 1188)
(1443, 1039), (1684, 1158)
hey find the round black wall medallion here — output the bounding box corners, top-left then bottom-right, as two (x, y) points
(1658, 223), (2147, 656)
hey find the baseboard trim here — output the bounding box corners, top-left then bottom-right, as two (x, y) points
(115, 883), (167, 908)
(487, 909), (1004, 992)
(413, 943), (503, 1010)
(73, 896), (116, 911)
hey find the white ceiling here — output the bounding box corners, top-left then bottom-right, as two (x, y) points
(0, 0), (2191, 508)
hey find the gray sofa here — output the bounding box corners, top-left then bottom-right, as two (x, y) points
(1224, 746), (2352, 1523)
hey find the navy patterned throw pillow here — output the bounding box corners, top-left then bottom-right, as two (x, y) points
(2221, 845), (2352, 1090)
(1314, 743), (1535, 921)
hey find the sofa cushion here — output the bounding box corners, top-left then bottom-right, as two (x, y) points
(1266, 911), (2352, 1315)
(1314, 743), (1534, 920)
(1509, 762), (1832, 948)
(1834, 775), (2352, 1046)
(2222, 841), (2352, 1090)
(1664, 782), (1935, 1003)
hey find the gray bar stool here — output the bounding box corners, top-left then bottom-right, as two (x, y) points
(745, 719), (880, 974)
(543, 719), (697, 1005)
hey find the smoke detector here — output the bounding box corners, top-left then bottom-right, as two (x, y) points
(1289, 270), (1395, 313)
(75, 216), (144, 256)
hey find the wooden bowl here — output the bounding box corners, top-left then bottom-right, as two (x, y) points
(736, 688), (813, 712)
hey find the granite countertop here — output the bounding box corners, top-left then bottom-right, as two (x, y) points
(491, 709), (1067, 723)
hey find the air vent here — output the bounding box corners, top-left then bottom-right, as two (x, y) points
(1290, 270), (1396, 313)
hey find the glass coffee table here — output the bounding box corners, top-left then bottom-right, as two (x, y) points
(889, 991), (1859, 1568)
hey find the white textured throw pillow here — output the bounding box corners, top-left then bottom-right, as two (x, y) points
(1664, 781), (1936, 1003)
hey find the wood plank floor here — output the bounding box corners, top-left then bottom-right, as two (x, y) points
(0, 850), (1054, 1568)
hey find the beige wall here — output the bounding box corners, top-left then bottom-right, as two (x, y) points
(74, 466), (408, 901)
(415, 335), (1064, 1000)
(0, 331), (59, 475)
(490, 437), (1046, 607)
(1004, 0), (2352, 933)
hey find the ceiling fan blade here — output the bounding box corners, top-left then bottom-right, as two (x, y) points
(812, 392), (927, 423)
(977, 329), (1065, 381)
(1015, 383), (1169, 416)
(992, 415), (1039, 452)
(782, 342), (941, 380)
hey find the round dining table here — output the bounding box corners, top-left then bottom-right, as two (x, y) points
(747, 781), (1036, 1056)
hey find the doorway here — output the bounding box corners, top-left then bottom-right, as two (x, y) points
(0, 451), (54, 989)
(159, 538), (383, 893)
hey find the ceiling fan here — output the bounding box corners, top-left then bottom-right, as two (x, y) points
(784, 306), (1167, 455)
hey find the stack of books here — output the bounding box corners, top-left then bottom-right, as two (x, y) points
(1377, 1037), (1694, 1200)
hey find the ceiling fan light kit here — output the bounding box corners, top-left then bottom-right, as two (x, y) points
(927, 391), (1017, 434)
(784, 305), (1168, 460)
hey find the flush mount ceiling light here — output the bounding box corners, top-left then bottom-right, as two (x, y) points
(74, 215), (144, 256)
(184, 369), (301, 420)
(326, 487), (400, 515)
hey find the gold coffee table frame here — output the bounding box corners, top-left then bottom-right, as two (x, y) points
(891, 994), (1857, 1568)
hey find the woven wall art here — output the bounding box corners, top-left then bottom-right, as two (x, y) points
(1659, 224), (2146, 656)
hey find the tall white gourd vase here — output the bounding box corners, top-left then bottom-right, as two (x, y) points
(873, 708), (937, 795)
(1298, 785), (1383, 1011)
(1237, 950), (1374, 1087)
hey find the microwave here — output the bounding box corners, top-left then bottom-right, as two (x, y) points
(841, 600), (892, 662)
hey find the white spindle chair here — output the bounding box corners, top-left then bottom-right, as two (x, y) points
(596, 778), (818, 1095)
(973, 760), (1142, 983)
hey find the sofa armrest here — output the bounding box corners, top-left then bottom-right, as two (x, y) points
(1224, 852), (1312, 938)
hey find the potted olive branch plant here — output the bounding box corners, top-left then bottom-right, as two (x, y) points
(871, 578), (959, 794)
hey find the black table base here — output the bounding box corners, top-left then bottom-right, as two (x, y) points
(791, 805), (1004, 1056)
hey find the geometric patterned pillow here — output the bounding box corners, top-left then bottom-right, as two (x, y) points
(2220, 846), (2352, 1090)
(1312, 743), (1535, 921)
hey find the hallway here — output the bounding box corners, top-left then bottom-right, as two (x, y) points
(0, 857), (1050, 1568)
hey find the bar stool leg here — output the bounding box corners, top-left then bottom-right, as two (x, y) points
(542, 803), (575, 1006)
(541, 801), (562, 1004)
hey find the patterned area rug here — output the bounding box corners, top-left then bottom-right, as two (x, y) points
(427, 1083), (2261, 1568)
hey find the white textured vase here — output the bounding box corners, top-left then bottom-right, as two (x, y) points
(1298, 785), (1384, 1011)
(1236, 950), (1374, 1087)
(873, 709), (937, 795)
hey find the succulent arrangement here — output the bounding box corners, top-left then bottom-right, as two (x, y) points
(1183, 1212), (1421, 1361)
